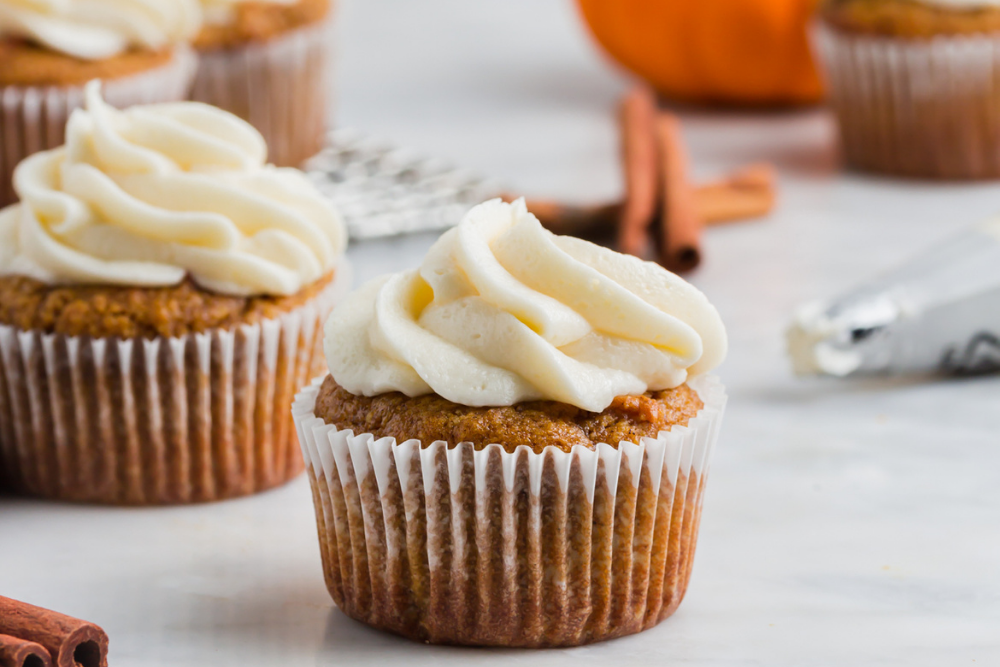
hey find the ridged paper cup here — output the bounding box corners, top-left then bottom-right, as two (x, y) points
(0, 46), (198, 206)
(293, 374), (726, 647)
(815, 21), (1000, 179)
(190, 16), (334, 168)
(0, 265), (350, 505)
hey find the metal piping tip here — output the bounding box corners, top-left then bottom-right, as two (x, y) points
(787, 219), (1000, 379)
(787, 293), (901, 377)
(787, 302), (862, 377)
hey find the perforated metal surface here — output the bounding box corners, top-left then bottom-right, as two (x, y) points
(307, 129), (504, 239)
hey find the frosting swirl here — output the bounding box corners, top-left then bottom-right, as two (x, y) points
(0, 0), (201, 60)
(325, 199), (726, 412)
(0, 81), (346, 297)
(199, 0), (296, 26)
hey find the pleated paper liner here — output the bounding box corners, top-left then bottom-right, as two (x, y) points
(0, 46), (198, 207)
(815, 22), (1000, 179)
(190, 16), (334, 168)
(294, 374), (726, 647)
(0, 264), (350, 505)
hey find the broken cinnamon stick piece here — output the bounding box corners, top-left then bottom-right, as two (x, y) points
(720, 162), (776, 190)
(617, 86), (660, 258)
(0, 597), (108, 667)
(0, 634), (51, 667)
(696, 185), (774, 225)
(521, 198), (621, 238)
(655, 113), (702, 273)
(695, 162), (777, 225)
(500, 169), (773, 240)
(497, 194), (621, 239)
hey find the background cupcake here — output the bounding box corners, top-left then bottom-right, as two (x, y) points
(0, 0), (201, 206)
(816, 0), (1000, 179)
(190, 0), (334, 168)
(0, 82), (348, 505)
(294, 199), (728, 647)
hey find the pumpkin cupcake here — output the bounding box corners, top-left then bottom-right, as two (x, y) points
(0, 0), (202, 206)
(0, 81), (348, 504)
(190, 0), (334, 168)
(293, 198), (728, 647)
(816, 0), (1000, 178)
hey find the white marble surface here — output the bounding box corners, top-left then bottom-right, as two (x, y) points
(3, 0), (1000, 664)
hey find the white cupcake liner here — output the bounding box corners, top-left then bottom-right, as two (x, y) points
(0, 264), (350, 504)
(293, 374), (726, 647)
(815, 21), (1000, 179)
(190, 16), (334, 168)
(0, 46), (198, 206)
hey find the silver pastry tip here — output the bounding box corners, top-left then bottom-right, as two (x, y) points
(787, 301), (863, 377)
(786, 292), (902, 377)
(788, 220), (1000, 379)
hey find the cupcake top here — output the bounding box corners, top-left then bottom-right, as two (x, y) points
(200, 0), (295, 26)
(826, 0), (1000, 8)
(193, 0), (329, 49)
(326, 199), (726, 413)
(0, 0), (202, 60)
(822, 0), (1000, 36)
(0, 81), (346, 297)
(919, 0), (1000, 6)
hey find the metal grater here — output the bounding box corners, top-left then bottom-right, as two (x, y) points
(306, 129), (505, 240)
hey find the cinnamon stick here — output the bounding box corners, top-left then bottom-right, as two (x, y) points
(0, 597), (108, 667)
(655, 113), (702, 273)
(696, 162), (777, 225)
(617, 86), (660, 258)
(0, 634), (51, 667)
(509, 186), (768, 239)
(500, 160), (776, 240)
(521, 199), (620, 238)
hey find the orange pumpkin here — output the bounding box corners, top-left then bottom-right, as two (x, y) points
(576, 0), (823, 106)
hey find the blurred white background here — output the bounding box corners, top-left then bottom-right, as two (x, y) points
(2, 1), (999, 665)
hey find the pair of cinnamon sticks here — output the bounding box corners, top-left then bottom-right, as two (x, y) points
(517, 86), (777, 273)
(0, 596), (108, 667)
(618, 86), (669, 265)
(618, 85), (779, 272)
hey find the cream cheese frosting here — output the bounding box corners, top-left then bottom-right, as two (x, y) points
(325, 199), (727, 412)
(200, 0), (296, 26)
(0, 0), (201, 61)
(0, 81), (346, 297)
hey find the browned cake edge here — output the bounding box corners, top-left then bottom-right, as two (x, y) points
(0, 271), (337, 339)
(314, 375), (704, 453)
(0, 40), (178, 86)
(194, 0), (332, 51)
(821, 0), (1000, 37)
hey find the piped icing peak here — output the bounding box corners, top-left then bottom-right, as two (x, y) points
(0, 81), (346, 297)
(325, 199), (726, 411)
(0, 0), (201, 60)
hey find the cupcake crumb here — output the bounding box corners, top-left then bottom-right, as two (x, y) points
(315, 375), (704, 453)
(194, 0), (332, 50)
(0, 272), (336, 339)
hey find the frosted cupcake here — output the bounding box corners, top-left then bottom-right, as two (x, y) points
(816, 0), (1000, 178)
(294, 199), (728, 646)
(0, 82), (348, 504)
(190, 0), (334, 168)
(0, 0), (202, 205)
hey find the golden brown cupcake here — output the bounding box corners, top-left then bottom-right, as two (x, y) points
(822, 0), (1000, 35)
(0, 0), (202, 205)
(293, 198), (728, 647)
(0, 82), (348, 504)
(190, 0), (334, 168)
(816, 0), (1000, 178)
